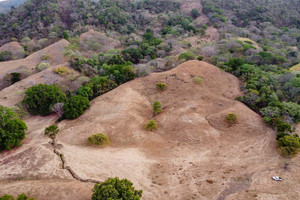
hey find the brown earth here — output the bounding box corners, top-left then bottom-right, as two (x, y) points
(1, 60), (299, 199)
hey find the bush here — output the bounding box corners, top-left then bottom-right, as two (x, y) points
(88, 133), (110, 146)
(225, 113), (238, 125)
(10, 72), (21, 84)
(0, 51), (13, 61)
(0, 193), (35, 200)
(178, 52), (196, 61)
(153, 101), (162, 115)
(44, 125), (59, 138)
(191, 8), (200, 19)
(145, 120), (158, 131)
(40, 54), (50, 60)
(63, 95), (90, 119)
(35, 62), (51, 72)
(0, 106), (27, 151)
(54, 66), (69, 75)
(92, 177), (142, 200)
(278, 134), (300, 156)
(22, 84), (67, 116)
(197, 55), (204, 61)
(193, 77), (203, 84)
(156, 83), (166, 91)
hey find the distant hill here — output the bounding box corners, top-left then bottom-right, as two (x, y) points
(0, 0), (26, 13)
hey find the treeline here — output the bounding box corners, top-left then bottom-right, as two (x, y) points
(0, 0), (199, 46)
(203, 0), (300, 29)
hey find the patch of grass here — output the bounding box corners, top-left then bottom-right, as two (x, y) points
(290, 63), (300, 72)
(193, 77), (203, 84)
(145, 120), (157, 131)
(88, 133), (110, 146)
(40, 54), (50, 61)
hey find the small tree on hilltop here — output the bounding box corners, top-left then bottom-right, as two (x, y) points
(145, 120), (158, 131)
(156, 83), (166, 91)
(44, 125), (59, 138)
(225, 113), (238, 126)
(153, 101), (162, 115)
(92, 177), (142, 200)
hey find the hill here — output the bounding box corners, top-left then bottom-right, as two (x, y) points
(1, 61), (300, 199)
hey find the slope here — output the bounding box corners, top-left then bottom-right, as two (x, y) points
(0, 61), (299, 199)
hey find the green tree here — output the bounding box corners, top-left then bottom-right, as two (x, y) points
(0, 193), (35, 200)
(62, 30), (70, 40)
(44, 125), (59, 138)
(63, 95), (90, 119)
(92, 177), (142, 200)
(22, 84), (67, 116)
(225, 113), (238, 125)
(145, 120), (158, 131)
(178, 52), (196, 61)
(278, 134), (300, 156)
(153, 101), (162, 115)
(191, 8), (200, 19)
(0, 106), (27, 151)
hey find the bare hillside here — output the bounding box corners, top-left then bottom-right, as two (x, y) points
(0, 61), (298, 199)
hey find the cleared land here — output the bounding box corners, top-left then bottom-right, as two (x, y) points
(1, 60), (299, 199)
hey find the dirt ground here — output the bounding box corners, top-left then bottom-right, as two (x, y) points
(1, 60), (299, 199)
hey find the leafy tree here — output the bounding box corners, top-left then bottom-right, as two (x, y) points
(225, 113), (238, 125)
(145, 120), (157, 131)
(92, 177), (142, 200)
(62, 30), (70, 40)
(44, 125), (59, 138)
(22, 84), (67, 116)
(178, 52), (196, 61)
(153, 101), (162, 115)
(0, 51), (13, 61)
(88, 133), (110, 146)
(278, 134), (300, 156)
(0, 106), (27, 151)
(191, 8), (200, 19)
(122, 48), (143, 64)
(156, 83), (166, 91)
(63, 95), (90, 119)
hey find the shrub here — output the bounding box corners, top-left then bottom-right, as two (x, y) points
(44, 125), (59, 138)
(191, 8), (200, 19)
(88, 133), (110, 146)
(0, 106), (27, 151)
(197, 55), (204, 61)
(92, 177), (142, 200)
(225, 113), (238, 125)
(63, 95), (90, 119)
(0, 193), (35, 200)
(156, 83), (166, 91)
(193, 77), (203, 84)
(178, 52), (196, 61)
(40, 54), (50, 61)
(0, 51), (13, 61)
(22, 84), (67, 116)
(35, 62), (50, 72)
(54, 66), (69, 75)
(145, 120), (158, 131)
(10, 72), (21, 84)
(278, 134), (300, 156)
(62, 30), (70, 40)
(153, 101), (162, 115)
